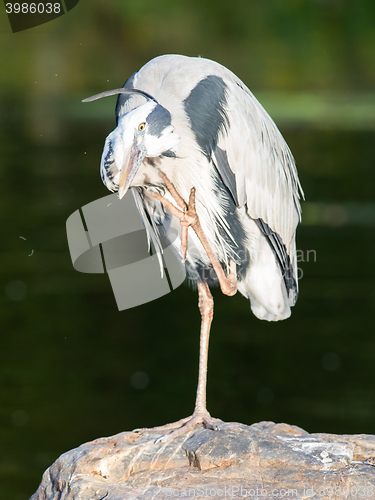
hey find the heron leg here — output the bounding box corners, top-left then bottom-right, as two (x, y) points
(195, 280), (213, 414)
(152, 172), (237, 297)
(133, 281), (222, 443)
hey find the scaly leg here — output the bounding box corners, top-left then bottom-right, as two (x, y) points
(157, 282), (220, 442)
(134, 282), (221, 443)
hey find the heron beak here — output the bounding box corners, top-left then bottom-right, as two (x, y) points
(118, 137), (146, 200)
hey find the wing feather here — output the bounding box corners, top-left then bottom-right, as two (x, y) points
(216, 75), (303, 257)
(131, 187), (164, 277)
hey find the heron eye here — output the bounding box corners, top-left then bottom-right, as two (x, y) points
(138, 122), (146, 131)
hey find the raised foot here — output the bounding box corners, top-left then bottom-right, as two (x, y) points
(151, 171), (198, 262)
(133, 413), (222, 444)
(151, 171), (237, 297)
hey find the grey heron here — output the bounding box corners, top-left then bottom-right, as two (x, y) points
(83, 55), (303, 441)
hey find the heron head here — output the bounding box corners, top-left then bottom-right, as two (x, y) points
(83, 89), (179, 199)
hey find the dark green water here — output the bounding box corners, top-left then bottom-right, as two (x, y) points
(1, 106), (375, 498)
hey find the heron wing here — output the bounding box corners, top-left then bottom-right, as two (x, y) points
(213, 75), (303, 266)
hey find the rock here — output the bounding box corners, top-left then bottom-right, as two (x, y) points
(30, 421), (375, 500)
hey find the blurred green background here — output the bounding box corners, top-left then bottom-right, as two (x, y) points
(1, 0), (375, 498)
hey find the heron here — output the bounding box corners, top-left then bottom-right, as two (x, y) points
(83, 54), (303, 442)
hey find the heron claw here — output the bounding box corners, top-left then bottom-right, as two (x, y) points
(155, 414), (222, 444)
(131, 414), (222, 444)
(152, 173), (237, 297)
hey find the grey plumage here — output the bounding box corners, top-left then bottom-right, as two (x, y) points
(147, 105), (172, 137)
(90, 54), (304, 321)
(184, 75), (229, 161)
